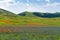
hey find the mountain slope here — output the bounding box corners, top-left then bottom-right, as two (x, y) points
(0, 8), (17, 18)
(18, 11), (37, 17)
(0, 9), (60, 26)
(18, 11), (60, 18)
(0, 8), (20, 25)
(18, 11), (60, 26)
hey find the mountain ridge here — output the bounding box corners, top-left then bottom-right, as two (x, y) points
(18, 11), (60, 18)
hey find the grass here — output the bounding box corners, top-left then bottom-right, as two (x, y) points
(0, 17), (60, 27)
(11, 17), (60, 26)
(0, 30), (60, 40)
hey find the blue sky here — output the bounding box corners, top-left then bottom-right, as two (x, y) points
(0, 0), (60, 14)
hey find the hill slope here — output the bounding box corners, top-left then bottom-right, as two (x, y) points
(0, 9), (60, 27)
(18, 11), (60, 26)
(18, 11), (60, 18)
(18, 11), (36, 17)
(0, 8), (20, 25)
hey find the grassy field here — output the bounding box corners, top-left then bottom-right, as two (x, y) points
(0, 17), (60, 27)
(0, 30), (60, 40)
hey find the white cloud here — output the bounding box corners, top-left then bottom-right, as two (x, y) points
(27, 2), (60, 13)
(43, 2), (60, 7)
(0, 0), (15, 6)
(0, 0), (60, 14)
(26, 4), (46, 13)
(0, 0), (27, 14)
(40, 2), (60, 13)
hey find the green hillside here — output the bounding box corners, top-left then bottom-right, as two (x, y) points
(19, 11), (60, 18)
(18, 11), (36, 17)
(0, 8), (20, 26)
(0, 8), (60, 27)
(18, 11), (60, 26)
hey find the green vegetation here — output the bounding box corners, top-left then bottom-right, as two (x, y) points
(0, 30), (60, 40)
(0, 8), (60, 26)
(0, 8), (60, 40)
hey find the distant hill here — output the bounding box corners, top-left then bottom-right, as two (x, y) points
(18, 11), (60, 18)
(18, 11), (36, 17)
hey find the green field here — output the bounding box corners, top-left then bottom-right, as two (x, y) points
(0, 17), (60, 27)
(0, 30), (60, 40)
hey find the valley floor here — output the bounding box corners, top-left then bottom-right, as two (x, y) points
(0, 27), (60, 40)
